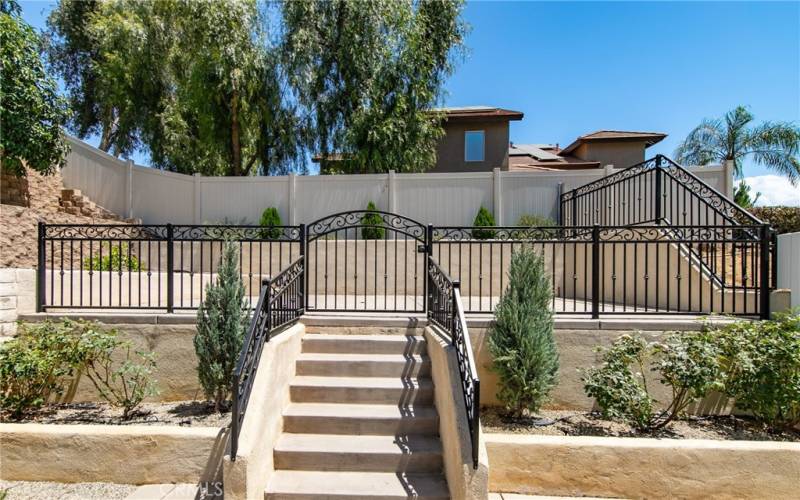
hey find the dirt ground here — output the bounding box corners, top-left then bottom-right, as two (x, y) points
(482, 407), (800, 442)
(0, 480), (137, 500)
(3, 400), (230, 427)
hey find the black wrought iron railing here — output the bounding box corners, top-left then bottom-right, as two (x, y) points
(560, 155), (762, 228)
(427, 258), (480, 468)
(230, 256), (304, 460)
(430, 224), (773, 318)
(37, 222), (303, 311)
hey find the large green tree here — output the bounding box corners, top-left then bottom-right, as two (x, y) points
(1, 2), (69, 176)
(282, 0), (466, 173)
(674, 106), (800, 185)
(46, 0), (304, 176)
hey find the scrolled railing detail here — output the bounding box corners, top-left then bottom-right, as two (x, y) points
(427, 257), (480, 469)
(230, 255), (304, 460)
(307, 210), (426, 240)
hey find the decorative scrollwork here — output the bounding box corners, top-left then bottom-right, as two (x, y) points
(562, 157), (657, 201)
(427, 257), (480, 469)
(44, 224), (166, 240)
(307, 210), (426, 241)
(432, 226), (593, 242)
(173, 225), (302, 241)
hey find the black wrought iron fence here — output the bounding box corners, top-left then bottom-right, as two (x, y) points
(230, 256), (304, 460)
(427, 257), (480, 468)
(38, 219), (774, 318)
(430, 224), (773, 318)
(560, 155), (762, 228)
(37, 223), (303, 311)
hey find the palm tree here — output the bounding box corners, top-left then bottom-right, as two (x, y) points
(674, 106), (800, 184)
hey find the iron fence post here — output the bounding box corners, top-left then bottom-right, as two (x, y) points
(166, 223), (174, 313)
(36, 221), (45, 312)
(760, 224), (771, 320)
(591, 224), (600, 319)
(299, 224), (306, 313)
(424, 224), (433, 314)
(654, 155), (663, 224)
(451, 280), (460, 343)
(571, 190), (577, 226)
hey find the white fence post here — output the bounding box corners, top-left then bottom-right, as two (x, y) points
(388, 170), (396, 213)
(493, 168), (502, 225)
(193, 173), (201, 224)
(288, 173), (296, 225)
(126, 159), (133, 219)
(724, 160), (735, 198)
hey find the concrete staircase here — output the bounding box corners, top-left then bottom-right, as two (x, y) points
(266, 332), (449, 499)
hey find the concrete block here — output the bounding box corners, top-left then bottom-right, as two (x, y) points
(0, 269), (16, 283)
(770, 289), (792, 316)
(0, 295), (17, 310)
(0, 308), (18, 323)
(0, 322), (18, 337)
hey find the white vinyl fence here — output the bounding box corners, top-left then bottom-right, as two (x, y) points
(777, 232), (800, 309)
(62, 136), (731, 226)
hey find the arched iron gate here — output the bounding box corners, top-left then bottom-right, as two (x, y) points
(305, 210), (429, 312)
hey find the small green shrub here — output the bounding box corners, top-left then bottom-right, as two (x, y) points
(583, 331), (721, 431)
(516, 214), (556, 227)
(716, 312), (800, 430)
(83, 243), (144, 272)
(0, 320), (118, 418)
(259, 207), (282, 239)
(472, 206), (496, 240)
(748, 206), (800, 234)
(361, 201), (385, 240)
(489, 246), (558, 416)
(195, 240), (247, 412)
(83, 341), (158, 419)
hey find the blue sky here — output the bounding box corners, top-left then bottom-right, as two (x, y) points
(19, 1), (800, 201)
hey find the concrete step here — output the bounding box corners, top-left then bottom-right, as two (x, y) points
(274, 433), (443, 473)
(290, 376), (434, 405)
(296, 353), (431, 378)
(302, 334), (428, 355)
(283, 403), (439, 435)
(265, 470), (449, 500)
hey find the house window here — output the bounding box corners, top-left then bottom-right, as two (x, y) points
(464, 130), (485, 162)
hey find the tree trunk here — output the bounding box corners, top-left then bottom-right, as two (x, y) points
(230, 89), (242, 176)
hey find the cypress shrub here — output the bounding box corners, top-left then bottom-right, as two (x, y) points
(259, 207), (282, 239)
(194, 240), (248, 412)
(361, 201), (385, 240)
(488, 245), (559, 416)
(472, 206), (496, 239)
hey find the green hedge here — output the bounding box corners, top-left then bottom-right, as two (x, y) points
(749, 206), (800, 235)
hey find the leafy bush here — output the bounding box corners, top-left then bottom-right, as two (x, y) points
(513, 214), (557, 240)
(83, 341), (158, 419)
(716, 312), (800, 430)
(471, 206), (496, 240)
(748, 206), (800, 234)
(361, 201), (385, 240)
(83, 243), (144, 272)
(259, 207), (283, 239)
(0, 320), (118, 418)
(516, 214), (555, 227)
(195, 240), (247, 412)
(488, 246), (558, 416)
(583, 331), (721, 431)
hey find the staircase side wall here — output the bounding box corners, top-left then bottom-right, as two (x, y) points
(425, 326), (489, 500)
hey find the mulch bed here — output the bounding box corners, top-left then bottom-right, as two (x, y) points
(2, 400), (230, 427)
(482, 407), (800, 442)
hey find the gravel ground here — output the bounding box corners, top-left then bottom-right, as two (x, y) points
(3, 400), (230, 427)
(482, 407), (800, 442)
(0, 480), (136, 500)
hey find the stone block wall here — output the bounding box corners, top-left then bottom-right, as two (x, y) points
(0, 172), (30, 207)
(0, 268), (36, 336)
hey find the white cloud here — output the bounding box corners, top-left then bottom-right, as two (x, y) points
(743, 175), (800, 207)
